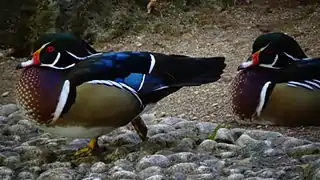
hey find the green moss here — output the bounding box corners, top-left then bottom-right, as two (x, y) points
(208, 123), (233, 140)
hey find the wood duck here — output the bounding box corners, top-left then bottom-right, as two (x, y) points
(230, 32), (320, 126)
(16, 33), (227, 156)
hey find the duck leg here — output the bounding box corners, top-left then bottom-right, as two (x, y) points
(74, 136), (101, 157)
(131, 116), (149, 141)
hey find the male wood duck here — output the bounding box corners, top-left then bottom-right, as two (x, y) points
(230, 32), (320, 126)
(16, 33), (227, 156)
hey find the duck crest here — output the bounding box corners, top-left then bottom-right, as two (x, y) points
(16, 67), (65, 123)
(230, 67), (281, 119)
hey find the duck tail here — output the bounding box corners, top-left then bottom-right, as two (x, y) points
(153, 53), (226, 87)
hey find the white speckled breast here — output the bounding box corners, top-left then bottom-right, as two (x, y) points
(16, 67), (64, 124)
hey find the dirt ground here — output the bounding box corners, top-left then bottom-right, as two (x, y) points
(1, 2), (319, 142)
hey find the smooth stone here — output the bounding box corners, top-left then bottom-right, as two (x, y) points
(14, 146), (42, 161)
(186, 173), (216, 180)
(41, 162), (72, 171)
(147, 124), (176, 136)
(168, 152), (197, 163)
(91, 162), (108, 173)
(138, 166), (163, 179)
(215, 128), (235, 144)
(244, 130), (282, 141)
(197, 139), (217, 152)
(145, 175), (166, 180)
(37, 168), (75, 180)
(235, 134), (259, 147)
(167, 163), (198, 174)
(227, 173), (245, 180)
(113, 159), (134, 171)
(17, 171), (34, 180)
(111, 131), (142, 146)
(136, 155), (170, 171)
(110, 170), (138, 180)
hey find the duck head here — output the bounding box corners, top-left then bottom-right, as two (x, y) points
(238, 32), (308, 70)
(16, 33), (98, 70)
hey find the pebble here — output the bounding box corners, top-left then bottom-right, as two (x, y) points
(0, 103), (318, 179)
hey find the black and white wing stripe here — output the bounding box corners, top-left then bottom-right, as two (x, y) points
(287, 79), (320, 90)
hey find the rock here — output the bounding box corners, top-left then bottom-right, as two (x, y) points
(3, 156), (20, 169)
(313, 169), (320, 180)
(145, 175), (166, 180)
(111, 131), (142, 146)
(138, 166), (163, 179)
(14, 146), (42, 161)
(37, 168), (75, 180)
(113, 159), (134, 171)
(0, 116), (8, 124)
(41, 162), (72, 171)
(148, 133), (176, 147)
(244, 130), (282, 141)
(91, 162), (108, 173)
(217, 151), (236, 158)
(286, 144), (320, 157)
(0, 104), (19, 116)
(227, 173), (244, 180)
(136, 155), (171, 171)
(197, 139), (217, 153)
(195, 122), (217, 136)
(214, 128), (235, 144)
(235, 134), (259, 147)
(0, 166), (13, 179)
(174, 121), (198, 130)
(187, 173), (216, 180)
(173, 138), (196, 152)
(159, 117), (184, 125)
(110, 170), (138, 179)
(196, 165), (213, 173)
(147, 124), (175, 136)
(215, 143), (241, 151)
(168, 152), (197, 163)
(167, 162), (198, 174)
(283, 137), (311, 150)
(17, 171), (34, 179)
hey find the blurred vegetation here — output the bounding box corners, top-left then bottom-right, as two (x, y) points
(0, 0), (318, 57)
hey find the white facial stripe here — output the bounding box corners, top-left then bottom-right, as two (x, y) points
(21, 60), (34, 67)
(260, 43), (270, 52)
(52, 80), (70, 123)
(40, 42), (51, 50)
(66, 51), (103, 60)
(256, 81), (272, 116)
(258, 54), (281, 69)
(149, 54), (156, 73)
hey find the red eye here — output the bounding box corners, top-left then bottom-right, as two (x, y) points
(47, 46), (55, 52)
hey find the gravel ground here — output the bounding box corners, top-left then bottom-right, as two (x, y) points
(0, 104), (319, 180)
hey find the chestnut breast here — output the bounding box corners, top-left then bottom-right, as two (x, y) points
(16, 67), (65, 123)
(230, 67), (281, 119)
